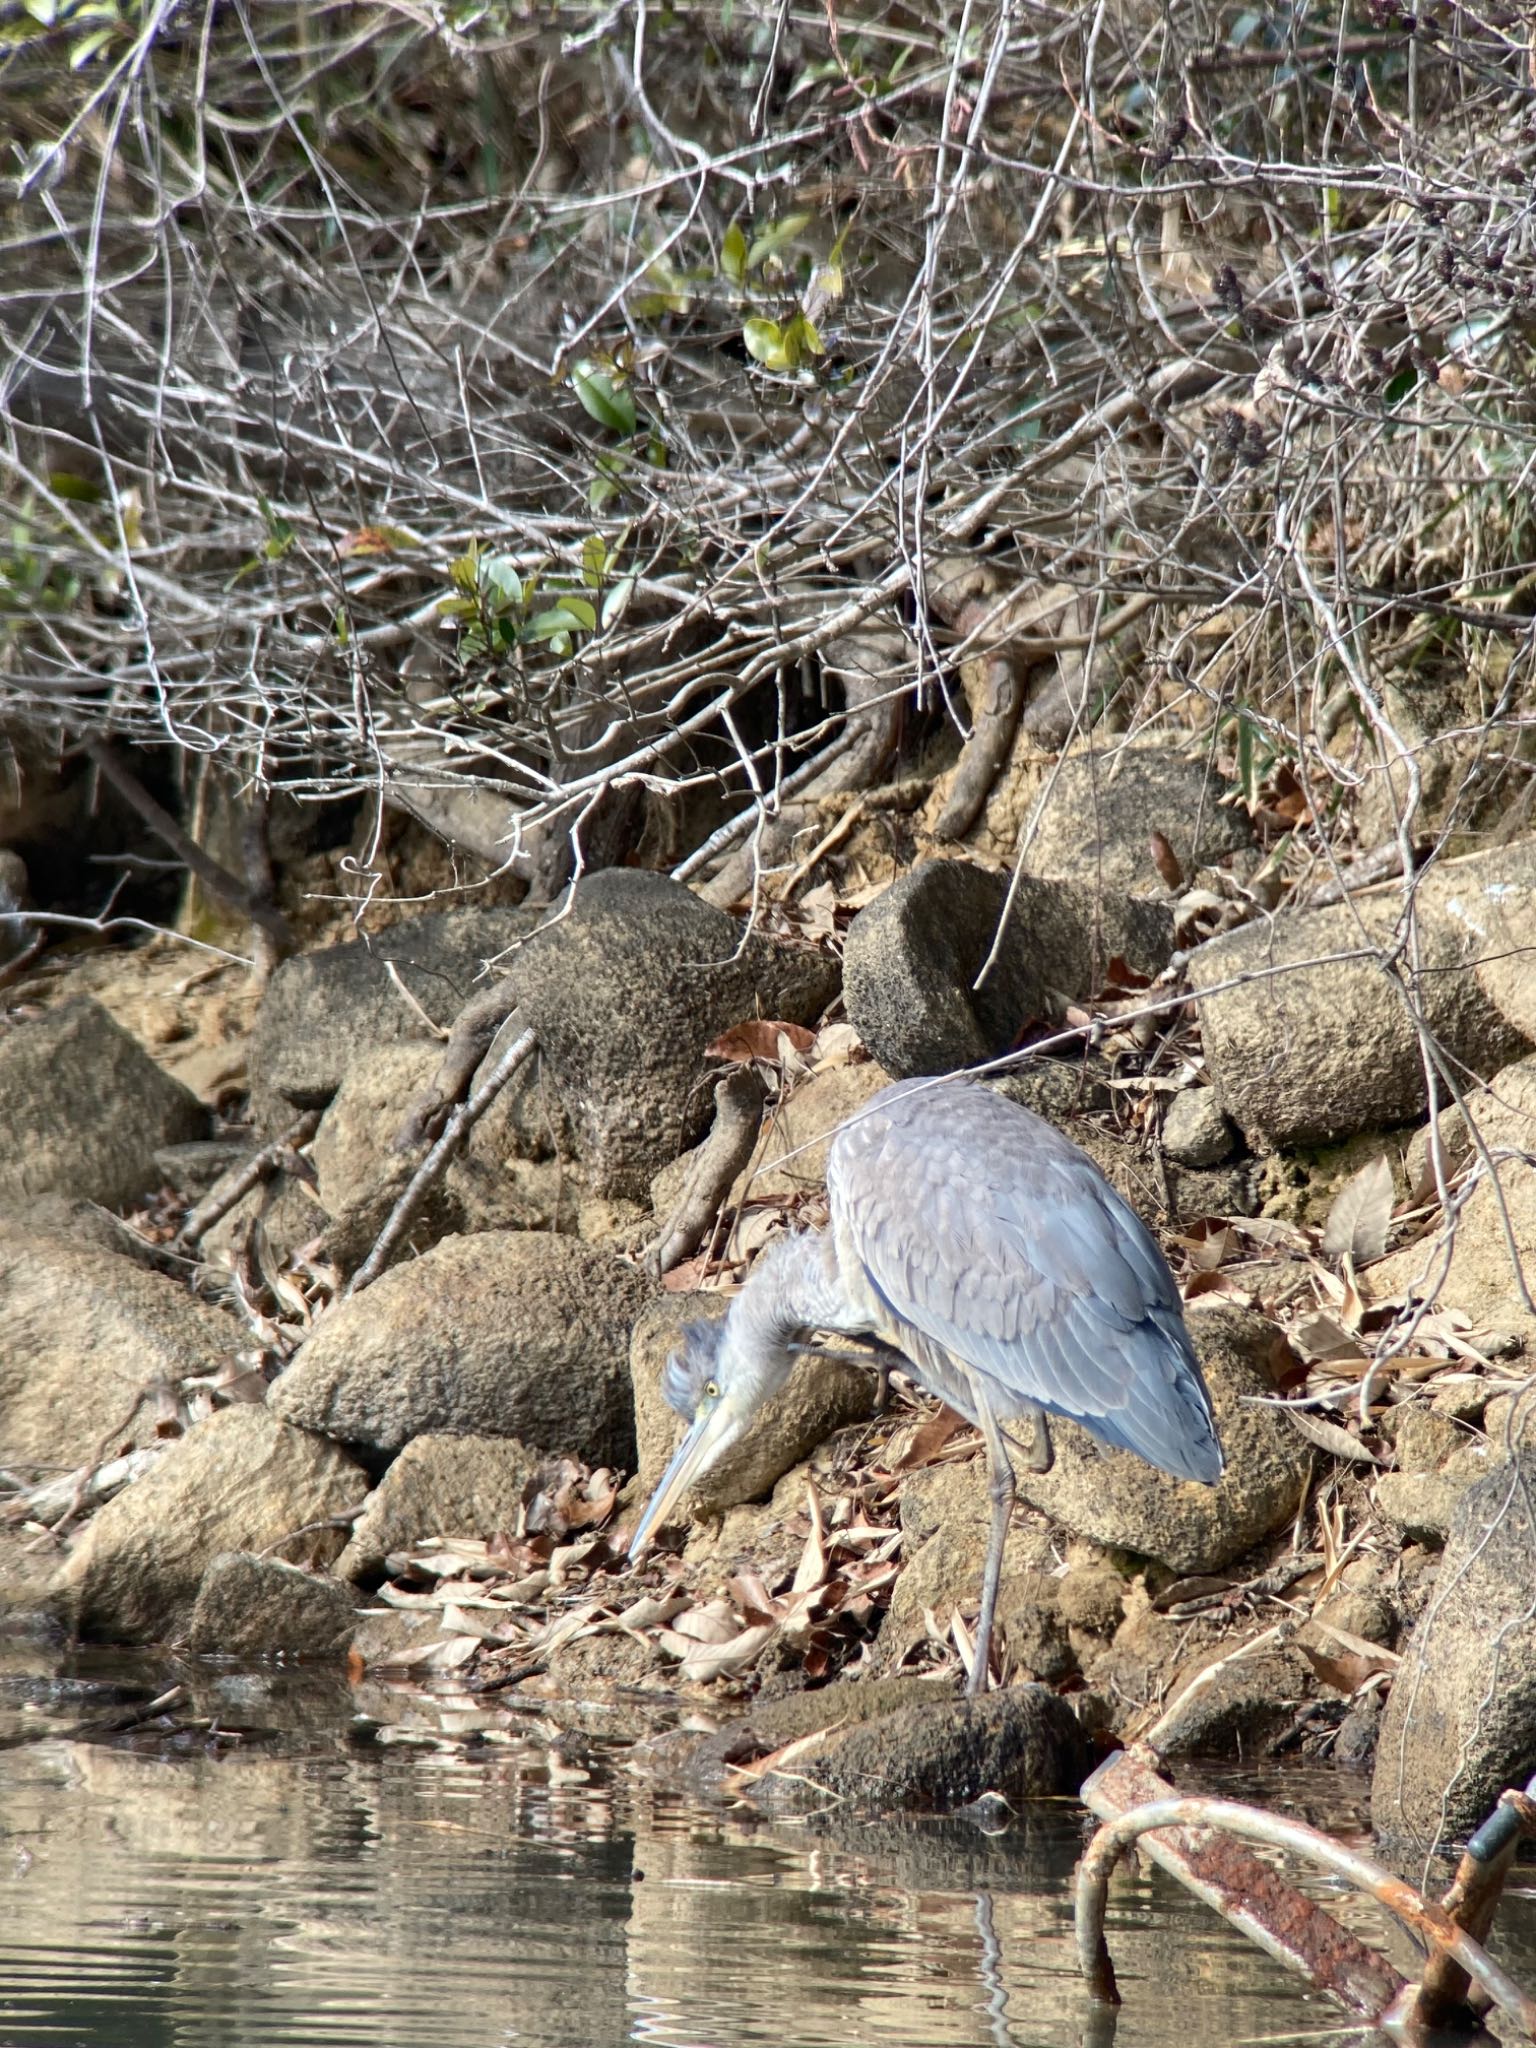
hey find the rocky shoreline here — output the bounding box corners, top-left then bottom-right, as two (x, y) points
(3, 743), (1536, 1845)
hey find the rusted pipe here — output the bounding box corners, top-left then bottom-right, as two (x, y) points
(1076, 1791), (1536, 2038)
(1079, 1747), (1405, 2020)
(1408, 1777), (1536, 2031)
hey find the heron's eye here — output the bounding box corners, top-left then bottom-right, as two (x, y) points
(703, 1378), (720, 1401)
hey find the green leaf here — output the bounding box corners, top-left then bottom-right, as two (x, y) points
(721, 220), (748, 284)
(1383, 366), (1417, 406)
(571, 361), (637, 436)
(601, 576), (635, 629)
(529, 606), (581, 641)
(747, 211), (812, 273)
(782, 313), (824, 364)
(581, 533), (609, 586)
(479, 554), (524, 611)
(48, 471), (102, 504)
(555, 594), (596, 631)
(70, 24), (116, 64)
(743, 317), (789, 369)
(589, 476), (619, 513)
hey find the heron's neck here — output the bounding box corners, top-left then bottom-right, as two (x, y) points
(727, 1229), (865, 1392)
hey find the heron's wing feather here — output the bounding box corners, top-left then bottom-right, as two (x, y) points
(829, 1080), (1222, 1482)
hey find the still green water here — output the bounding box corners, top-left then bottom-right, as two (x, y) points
(0, 1656), (1530, 2048)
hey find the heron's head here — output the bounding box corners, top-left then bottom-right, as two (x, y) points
(627, 1317), (759, 1559)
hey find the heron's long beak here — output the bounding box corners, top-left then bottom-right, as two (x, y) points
(628, 1398), (740, 1560)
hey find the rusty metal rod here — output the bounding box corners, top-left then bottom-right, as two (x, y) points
(1076, 1793), (1536, 2038)
(1412, 1776), (1536, 2030)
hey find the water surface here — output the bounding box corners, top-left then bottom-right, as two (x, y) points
(0, 1653), (1528, 2048)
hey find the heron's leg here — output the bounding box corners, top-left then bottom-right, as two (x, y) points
(969, 1389), (1016, 1699)
(1024, 1404), (1053, 1475)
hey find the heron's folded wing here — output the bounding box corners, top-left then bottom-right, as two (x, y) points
(829, 1081), (1222, 1482)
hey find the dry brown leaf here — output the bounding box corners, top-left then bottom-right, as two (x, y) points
(889, 1406), (966, 1471)
(1287, 1409), (1383, 1464)
(810, 1021), (864, 1069)
(1321, 1155), (1394, 1263)
(678, 1622), (776, 1683)
(668, 1600), (740, 1645)
(723, 1725), (837, 1789)
(1148, 830), (1184, 891)
(1289, 1310), (1366, 1362)
(707, 1019), (816, 1063)
(791, 1485), (828, 1595)
(617, 1592), (689, 1632)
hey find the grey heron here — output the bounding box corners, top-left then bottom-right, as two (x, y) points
(629, 1074), (1223, 1694)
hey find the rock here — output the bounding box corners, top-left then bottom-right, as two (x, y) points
(1161, 1088), (1236, 1167)
(630, 1292), (871, 1518)
(1482, 1389), (1536, 1457)
(1057, 1562), (1128, 1637)
(200, 1169), (330, 1277)
(1373, 1449), (1536, 1844)
(1374, 1460), (1492, 1544)
(0, 1523), (64, 1632)
(1364, 1055), (1536, 1346)
(0, 996), (207, 1209)
(312, 1044), (444, 1213)
(269, 1231), (651, 1464)
(783, 1684), (1092, 1808)
(1417, 840), (1536, 1040)
(668, 1675), (1092, 1809)
(1311, 1588), (1400, 1648)
(1189, 901), (1527, 1150)
(311, 1043), (567, 1247)
(1333, 1697), (1382, 1768)
(1021, 744), (1253, 892)
(843, 861), (1174, 1078)
(706, 1059), (893, 1207)
(54, 1406), (366, 1644)
(1151, 1643), (1316, 1758)
(997, 1580), (1075, 1683)
(0, 1222), (243, 1476)
(501, 870), (837, 1198)
(249, 908), (535, 1113)
(875, 1457), (1055, 1675)
(1014, 1306), (1310, 1573)
(1384, 1406), (1466, 1472)
(348, 1604), (448, 1668)
(336, 1433), (544, 1580)
(0, 847), (30, 961)
(187, 1552), (359, 1657)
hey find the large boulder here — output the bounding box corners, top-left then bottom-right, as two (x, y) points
(187, 1552), (359, 1657)
(843, 861), (1174, 1078)
(0, 1221), (243, 1476)
(1021, 743), (1253, 892)
(1364, 1053), (1536, 1346)
(54, 1406), (366, 1644)
(629, 1293), (872, 1521)
(1014, 1306), (1310, 1573)
(874, 1456), (1059, 1676)
(745, 1681), (1092, 1808)
(1189, 898), (1527, 1150)
(268, 1231), (651, 1465)
(336, 1432), (545, 1580)
(249, 908), (535, 1113)
(1372, 1450), (1536, 1845)
(0, 996), (207, 1208)
(309, 1043), (566, 1254)
(500, 870), (838, 1198)
(1417, 840), (1536, 1041)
